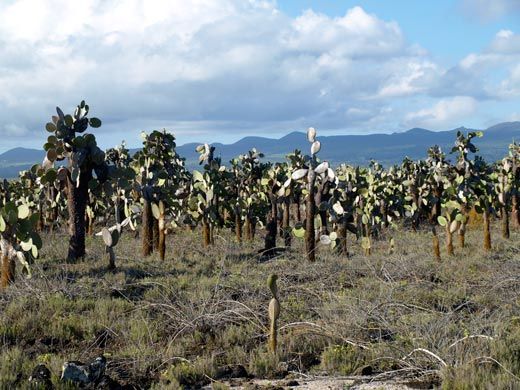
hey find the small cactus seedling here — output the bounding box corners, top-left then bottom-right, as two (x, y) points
(102, 227), (119, 270)
(267, 274), (280, 353)
(96, 216), (131, 270)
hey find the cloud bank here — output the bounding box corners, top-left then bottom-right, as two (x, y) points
(0, 0), (519, 150)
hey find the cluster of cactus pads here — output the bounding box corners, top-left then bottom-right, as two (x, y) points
(2, 99), (520, 288)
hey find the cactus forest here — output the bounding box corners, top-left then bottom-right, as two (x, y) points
(1, 101), (520, 388)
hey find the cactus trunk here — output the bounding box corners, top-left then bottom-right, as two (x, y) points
(432, 227), (441, 261)
(244, 217), (251, 241)
(264, 219), (277, 257)
(446, 226), (454, 256)
(305, 171), (316, 262)
(483, 210), (491, 251)
(282, 199), (291, 247)
(458, 230), (465, 248)
(458, 213), (467, 248)
(158, 208), (166, 261)
(153, 218), (160, 250)
(512, 194), (520, 228)
(142, 198), (154, 256)
(235, 212), (242, 243)
(269, 316), (278, 353)
(293, 197), (302, 223)
(268, 297), (280, 353)
(202, 219), (211, 247)
(1, 252), (14, 289)
(106, 246), (116, 270)
(66, 169), (91, 262)
(501, 205), (510, 239)
(336, 221), (348, 256)
(158, 227), (166, 261)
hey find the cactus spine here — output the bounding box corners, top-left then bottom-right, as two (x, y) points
(267, 274), (280, 353)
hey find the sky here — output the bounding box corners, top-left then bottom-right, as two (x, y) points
(0, 0), (520, 153)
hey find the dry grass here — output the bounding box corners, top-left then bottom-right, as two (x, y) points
(1, 221), (520, 389)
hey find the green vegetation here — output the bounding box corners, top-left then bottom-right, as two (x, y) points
(1, 102), (520, 387)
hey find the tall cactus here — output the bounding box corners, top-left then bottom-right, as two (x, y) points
(133, 130), (187, 258)
(290, 128), (322, 261)
(41, 101), (106, 261)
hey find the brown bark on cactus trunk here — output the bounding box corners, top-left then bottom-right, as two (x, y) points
(282, 199), (291, 247)
(141, 198), (154, 257)
(264, 218), (277, 257)
(458, 210), (468, 248)
(512, 194), (520, 228)
(446, 226), (454, 256)
(86, 213), (94, 236)
(153, 218), (160, 250)
(293, 197), (302, 223)
(106, 246), (116, 270)
(336, 221), (348, 256)
(483, 210), (491, 251)
(432, 227), (441, 261)
(1, 252), (14, 289)
(158, 226), (166, 261)
(501, 205), (510, 239)
(305, 171), (316, 262)
(235, 212), (242, 243)
(202, 219), (211, 247)
(66, 169), (92, 262)
(244, 217), (251, 241)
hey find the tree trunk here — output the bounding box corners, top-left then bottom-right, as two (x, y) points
(158, 227), (166, 261)
(305, 174), (316, 262)
(142, 197), (154, 257)
(432, 227), (441, 261)
(458, 217), (467, 248)
(158, 210), (166, 261)
(336, 221), (348, 256)
(106, 246), (116, 270)
(263, 218), (277, 257)
(202, 219), (211, 247)
(512, 193), (520, 228)
(483, 210), (491, 251)
(87, 213), (94, 236)
(66, 169), (91, 262)
(235, 211), (242, 243)
(501, 205), (510, 239)
(1, 252), (14, 289)
(294, 198), (302, 223)
(282, 199), (291, 247)
(458, 229), (465, 248)
(446, 226), (454, 256)
(153, 218), (160, 250)
(244, 217), (251, 241)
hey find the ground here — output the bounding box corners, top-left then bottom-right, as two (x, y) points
(1, 221), (520, 389)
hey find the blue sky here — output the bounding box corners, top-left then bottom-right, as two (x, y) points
(0, 0), (519, 152)
(279, 0), (520, 62)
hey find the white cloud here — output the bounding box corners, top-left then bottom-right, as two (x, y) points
(0, 1), (518, 151)
(460, 0), (520, 22)
(404, 96), (478, 129)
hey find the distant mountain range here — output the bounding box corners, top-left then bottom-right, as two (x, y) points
(1, 121), (520, 179)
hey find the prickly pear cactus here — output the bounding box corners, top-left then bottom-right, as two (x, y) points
(39, 101), (107, 261)
(0, 201), (42, 288)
